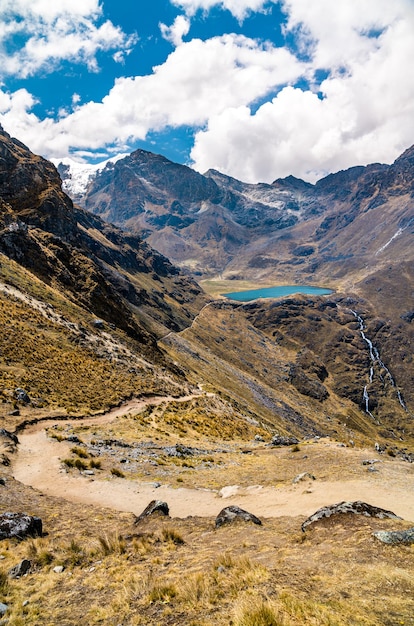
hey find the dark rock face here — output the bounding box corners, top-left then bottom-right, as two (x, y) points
(374, 528), (414, 545)
(134, 500), (170, 523)
(215, 506), (262, 528)
(0, 512), (43, 540)
(302, 501), (400, 531)
(8, 559), (31, 578)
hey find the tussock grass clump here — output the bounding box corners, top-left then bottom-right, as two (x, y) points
(234, 597), (283, 626)
(70, 446), (89, 458)
(110, 467), (125, 478)
(148, 583), (177, 603)
(26, 538), (54, 568)
(161, 528), (185, 545)
(62, 457), (88, 470)
(96, 533), (126, 556)
(0, 569), (9, 595)
(89, 458), (101, 469)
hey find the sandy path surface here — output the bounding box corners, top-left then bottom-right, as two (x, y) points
(12, 398), (414, 521)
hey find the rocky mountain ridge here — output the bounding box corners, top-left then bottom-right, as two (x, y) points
(59, 145), (414, 282)
(0, 126), (207, 350)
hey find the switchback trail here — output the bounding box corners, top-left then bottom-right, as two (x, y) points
(12, 394), (414, 521)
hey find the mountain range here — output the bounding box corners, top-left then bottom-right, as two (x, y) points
(0, 123), (412, 445)
(58, 146), (414, 286)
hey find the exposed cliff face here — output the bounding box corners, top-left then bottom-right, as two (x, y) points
(0, 126), (208, 354)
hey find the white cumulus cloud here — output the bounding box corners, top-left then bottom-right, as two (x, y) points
(1, 0), (414, 183)
(0, 0), (136, 78)
(160, 15), (191, 46)
(0, 33), (305, 159)
(170, 0), (270, 21)
(190, 0), (414, 181)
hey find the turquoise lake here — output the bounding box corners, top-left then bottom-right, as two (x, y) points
(222, 285), (333, 302)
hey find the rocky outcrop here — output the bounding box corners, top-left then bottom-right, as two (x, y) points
(134, 500), (170, 523)
(0, 512), (43, 540)
(215, 506), (262, 528)
(270, 434), (299, 447)
(8, 559), (32, 578)
(373, 528), (414, 545)
(302, 501), (400, 531)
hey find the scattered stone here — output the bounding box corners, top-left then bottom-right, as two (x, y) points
(164, 444), (195, 458)
(215, 505), (262, 528)
(8, 408), (19, 416)
(134, 500), (170, 523)
(66, 435), (81, 443)
(0, 513), (43, 541)
(0, 478), (5, 486)
(53, 565), (64, 574)
(302, 501), (400, 531)
(22, 601), (30, 607)
(93, 319), (104, 329)
(254, 435), (265, 442)
(270, 434), (299, 447)
(82, 470), (95, 476)
(367, 466), (379, 473)
(362, 459), (380, 465)
(8, 559), (31, 579)
(373, 528), (414, 545)
(0, 604), (8, 617)
(15, 388), (30, 404)
(293, 472), (316, 484)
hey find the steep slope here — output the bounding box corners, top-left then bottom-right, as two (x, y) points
(0, 126), (207, 347)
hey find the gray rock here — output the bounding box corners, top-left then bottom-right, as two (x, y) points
(53, 565), (64, 573)
(15, 388), (30, 404)
(362, 459), (380, 465)
(0, 512), (43, 541)
(302, 501), (400, 531)
(373, 528), (414, 545)
(8, 559), (31, 579)
(164, 444), (195, 458)
(0, 604), (8, 617)
(135, 500), (170, 523)
(215, 505), (262, 528)
(270, 434), (299, 447)
(293, 472), (316, 484)
(254, 435), (265, 442)
(66, 435), (81, 443)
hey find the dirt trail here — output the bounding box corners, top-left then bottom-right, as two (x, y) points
(12, 396), (414, 521)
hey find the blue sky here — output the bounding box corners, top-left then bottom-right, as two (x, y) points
(1, 0), (414, 182)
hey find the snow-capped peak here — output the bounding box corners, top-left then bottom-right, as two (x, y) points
(52, 154), (128, 200)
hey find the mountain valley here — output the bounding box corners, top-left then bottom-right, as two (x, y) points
(1, 125), (413, 625)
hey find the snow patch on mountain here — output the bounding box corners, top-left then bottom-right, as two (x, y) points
(53, 154), (128, 200)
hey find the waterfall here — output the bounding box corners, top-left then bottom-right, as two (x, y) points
(350, 310), (406, 414)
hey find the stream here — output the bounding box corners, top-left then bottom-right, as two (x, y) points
(350, 310), (406, 417)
